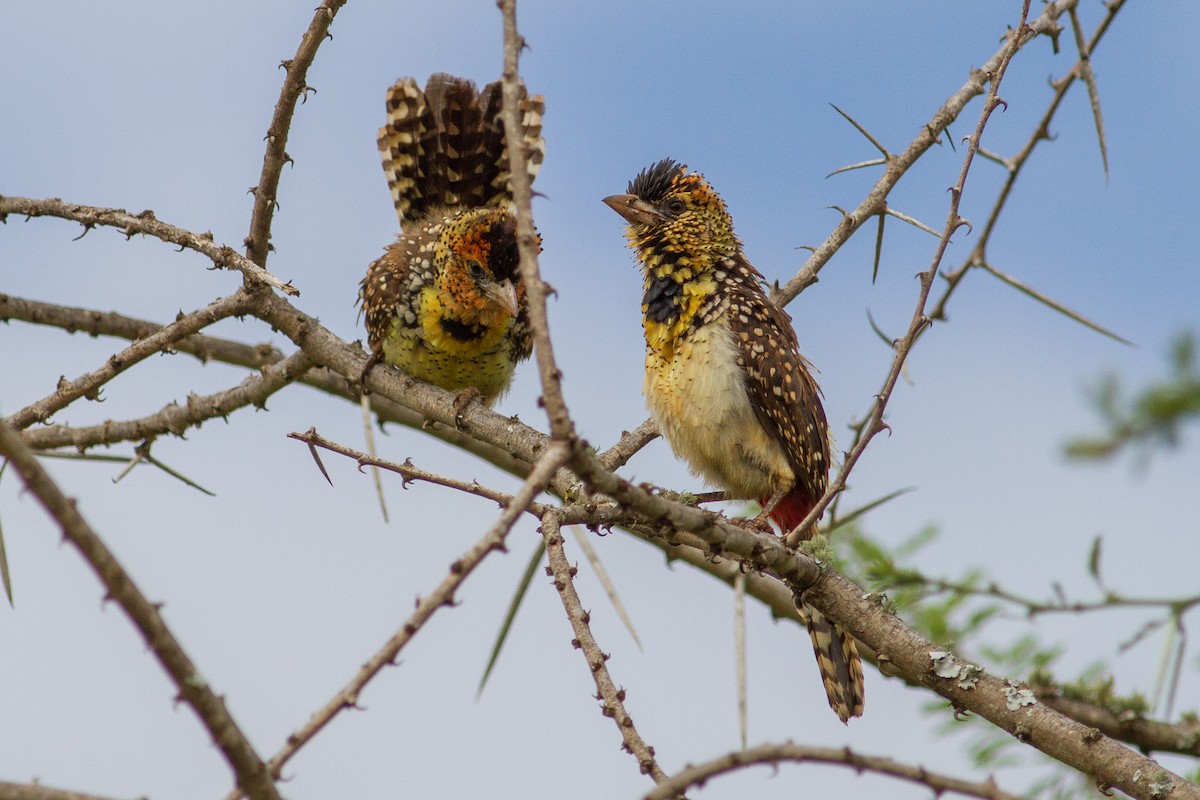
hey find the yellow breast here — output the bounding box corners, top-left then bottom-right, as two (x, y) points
(378, 287), (517, 404)
(643, 318), (793, 499)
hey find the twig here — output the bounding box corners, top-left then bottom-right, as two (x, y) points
(288, 428), (540, 511)
(642, 742), (1023, 800)
(1037, 693), (1200, 757)
(0, 782), (122, 800)
(931, 0), (1128, 323)
(0, 294), (536, 477)
(498, 0), (574, 441)
(540, 511), (671, 785)
(785, 2), (1037, 549)
(0, 418), (281, 800)
(893, 570), (1200, 619)
(0, 197), (296, 296)
(232, 441), (570, 798)
(773, 0), (1079, 306)
(6, 291), (254, 430)
(596, 417), (659, 471)
(243, 0), (346, 268)
(21, 351), (314, 451)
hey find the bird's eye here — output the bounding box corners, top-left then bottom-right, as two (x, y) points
(665, 198), (686, 215)
(468, 260), (487, 280)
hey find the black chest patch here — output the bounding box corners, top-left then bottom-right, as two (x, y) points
(643, 273), (683, 324)
(440, 316), (487, 342)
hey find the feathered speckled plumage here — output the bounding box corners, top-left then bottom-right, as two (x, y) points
(359, 74), (544, 404)
(605, 159), (864, 722)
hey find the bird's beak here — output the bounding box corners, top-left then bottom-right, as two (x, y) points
(484, 278), (519, 317)
(603, 194), (662, 226)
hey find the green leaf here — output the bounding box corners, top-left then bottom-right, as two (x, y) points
(1087, 535), (1103, 583)
(477, 540), (544, 698)
(0, 459), (11, 607)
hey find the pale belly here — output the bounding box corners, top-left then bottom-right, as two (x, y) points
(644, 324), (793, 499)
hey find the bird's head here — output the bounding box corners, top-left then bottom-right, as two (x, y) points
(603, 159), (739, 272)
(433, 208), (526, 329)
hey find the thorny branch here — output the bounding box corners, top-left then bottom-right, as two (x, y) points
(894, 572), (1200, 620)
(771, 0), (1081, 307)
(498, 0), (573, 442)
(6, 291), (255, 430)
(0, 196), (296, 296)
(541, 511), (671, 785)
(289, 427), (545, 510)
(642, 743), (1023, 800)
(785, 0), (1037, 549)
(930, 0), (1128, 323)
(20, 350), (314, 452)
(226, 442), (570, 799)
(0, 419), (282, 800)
(0, 294), (535, 477)
(8, 224), (1194, 797)
(244, 0), (347, 268)
(4, 0), (1193, 797)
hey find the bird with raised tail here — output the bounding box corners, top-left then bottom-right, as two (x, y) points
(359, 73), (544, 405)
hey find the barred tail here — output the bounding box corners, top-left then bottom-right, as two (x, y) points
(377, 73), (544, 226)
(802, 602), (865, 724)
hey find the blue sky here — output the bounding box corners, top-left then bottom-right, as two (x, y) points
(2, 2), (1198, 798)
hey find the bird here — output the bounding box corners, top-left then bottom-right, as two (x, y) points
(358, 73), (545, 406)
(604, 159), (865, 723)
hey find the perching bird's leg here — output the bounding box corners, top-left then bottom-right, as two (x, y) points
(356, 349), (385, 396)
(451, 386), (483, 428)
(758, 486), (788, 525)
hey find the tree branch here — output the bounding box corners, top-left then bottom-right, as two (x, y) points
(6, 291), (254, 430)
(541, 511), (671, 786)
(0, 197), (296, 296)
(243, 0), (346, 268)
(230, 442), (570, 798)
(773, 0), (1078, 306)
(20, 350), (314, 451)
(0, 294), (536, 476)
(643, 742), (1023, 800)
(498, 0), (574, 441)
(288, 427), (544, 511)
(0, 419), (282, 800)
(931, 0), (1128, 322)
(785, 0), (1038, 548)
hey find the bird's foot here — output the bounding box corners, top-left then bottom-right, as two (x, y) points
(730, 513), (776, 535)
(451, 386), (483, 428)
(357, 350), (385, 397)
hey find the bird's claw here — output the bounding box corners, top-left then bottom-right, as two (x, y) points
(452, 386), (483, 428)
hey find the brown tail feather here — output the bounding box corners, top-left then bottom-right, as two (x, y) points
(377, 74), (545, 227)
(802, 602), (865, 724)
